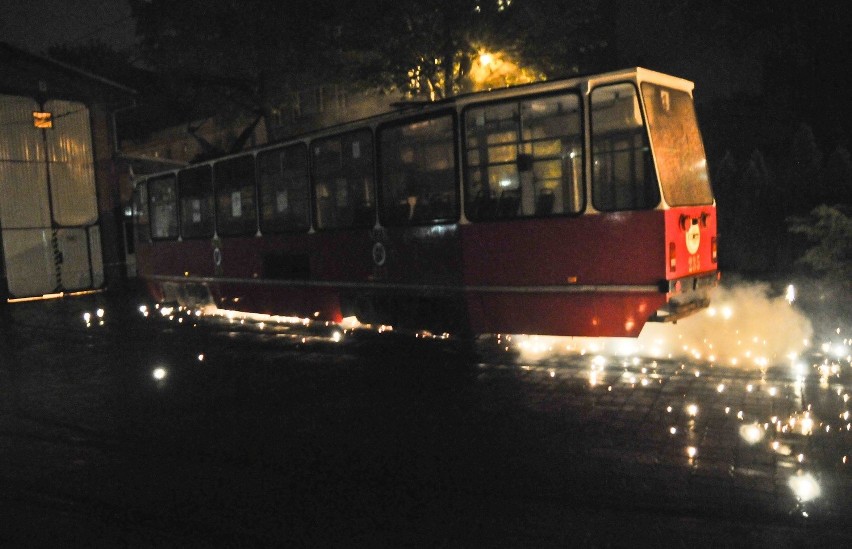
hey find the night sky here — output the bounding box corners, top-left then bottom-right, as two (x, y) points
(1, 0), (137, 54)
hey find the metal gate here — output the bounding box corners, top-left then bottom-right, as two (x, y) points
(0, 95), (103, 298)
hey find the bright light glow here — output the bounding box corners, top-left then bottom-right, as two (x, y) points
(83, 312), (91, 323)
(785, 285), (796, 303)
(739, 423), (764, 445)
(717, 383), (725, 393)
(589, 371), (599, 387)
(686, 446), (697, 458)
(331, 331), (342, 343)
(198, 354), (204, 362)
(152, 367), (167, 380)
(788, 472), (821, 502)
(687, 404), (698, 417)
(340, 316), (362, 329)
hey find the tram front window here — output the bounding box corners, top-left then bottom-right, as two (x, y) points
(641, 83), (713, 206)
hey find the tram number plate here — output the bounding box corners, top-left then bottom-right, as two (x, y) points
(688, 254), (701, 273)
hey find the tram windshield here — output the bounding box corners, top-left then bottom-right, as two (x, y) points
(641, 83), (714, 206)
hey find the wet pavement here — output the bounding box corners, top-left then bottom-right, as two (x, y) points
(1, 291), (851, 547)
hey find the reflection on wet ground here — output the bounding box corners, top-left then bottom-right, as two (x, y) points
(0, 292), (850, 546)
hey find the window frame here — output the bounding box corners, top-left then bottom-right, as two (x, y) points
(257, 142), (312, 234)
(376, 109), (460, 227)
(589, 81), (661, 212)
(213, 154), (259, 237)
(309, 128), (376, 231)
(146, 173), (179, 241)
(178, 164), (216, 240)
(460, 89), (586, 222)
(132, 182), (151, 244)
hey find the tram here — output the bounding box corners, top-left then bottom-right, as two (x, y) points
(131, 67), (718, 338)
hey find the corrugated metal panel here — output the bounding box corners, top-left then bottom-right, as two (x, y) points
(56, 227), (92, 290)
(2, 228), (57, 297)
(0, 95), (51, 229)
(0, 96), (104, 298)
(0, 161), (51, 229)
(88, 225), (104, 287)
(45, 99), (97, 226)
(0, 95), (45, 161)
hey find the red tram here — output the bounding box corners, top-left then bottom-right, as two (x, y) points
(132, 68), (718, 338)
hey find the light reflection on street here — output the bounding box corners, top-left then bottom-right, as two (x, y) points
(134, 297), (852, 522)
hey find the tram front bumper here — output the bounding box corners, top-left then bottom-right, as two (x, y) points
(650, 271), (719, 323)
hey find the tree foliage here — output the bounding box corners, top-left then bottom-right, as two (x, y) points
(128, 0), (342, 135)
(788, 205), (852, 284)
(345, 0), (609, 99)
(128, 0), (609, 122)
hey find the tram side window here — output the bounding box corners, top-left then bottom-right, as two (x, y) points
(591, 83), (660, 211)
(311, 130), (375, 230)
(215, 154), (257, 236)
(148, 175), (178, 240)
(379, 114), (458, 226)
(464, 92), (583, 221)
(132, 183), (151, 243)
(258, 144), (310, 233)
(178, 165), (215, 238)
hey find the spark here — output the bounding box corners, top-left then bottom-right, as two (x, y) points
(785, 284), (796, 303)
(788, 472), (820, 502)
(739, 423), (764, 445)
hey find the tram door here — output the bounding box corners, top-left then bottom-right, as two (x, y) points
(0, 96), (103, 298)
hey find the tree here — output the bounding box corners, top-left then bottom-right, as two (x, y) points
(822, 145), (852, 205)
(787, 123), (824, 210)
(788, 205), (852, 284)
(348, 0), (609, 100)
(129, 0), (342, 141)
(787, 205), (852, 331)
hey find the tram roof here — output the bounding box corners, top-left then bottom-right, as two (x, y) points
(135, 66), (693, 180)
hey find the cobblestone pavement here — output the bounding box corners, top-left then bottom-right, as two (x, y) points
(0, 292), (850, 547)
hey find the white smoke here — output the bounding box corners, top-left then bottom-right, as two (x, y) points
(513, 282), (814, 368)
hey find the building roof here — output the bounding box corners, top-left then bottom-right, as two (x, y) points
(0, 41), (136, 106)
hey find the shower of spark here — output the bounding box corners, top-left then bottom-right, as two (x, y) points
(514, 282), (814, 368)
